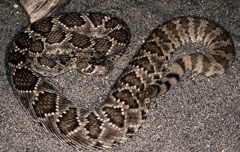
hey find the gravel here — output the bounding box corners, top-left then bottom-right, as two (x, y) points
(0, 0), (239, 152)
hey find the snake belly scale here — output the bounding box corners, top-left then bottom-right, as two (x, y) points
(7, 12), (235, 149)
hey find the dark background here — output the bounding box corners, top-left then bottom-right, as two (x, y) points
(0, 0), (239, 152)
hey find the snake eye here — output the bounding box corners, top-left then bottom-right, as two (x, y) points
(89, 53), (107, 65)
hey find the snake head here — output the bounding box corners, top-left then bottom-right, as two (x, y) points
(76, 52), (110, 75)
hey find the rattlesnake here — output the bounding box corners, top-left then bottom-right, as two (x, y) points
(7, 12), (235, 149)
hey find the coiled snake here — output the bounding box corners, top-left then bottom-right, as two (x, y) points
(7, 12), (235, 149)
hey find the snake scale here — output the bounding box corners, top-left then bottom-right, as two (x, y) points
(7, 12), (235, 149)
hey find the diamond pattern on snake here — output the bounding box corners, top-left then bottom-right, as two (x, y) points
(7, 12), (235, 149)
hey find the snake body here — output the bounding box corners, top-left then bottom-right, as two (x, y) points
(7, 12), (235, 149)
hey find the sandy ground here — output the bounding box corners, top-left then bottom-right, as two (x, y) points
(0, 0), (239, 152)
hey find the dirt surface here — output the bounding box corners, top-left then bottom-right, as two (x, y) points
(0, 0), (239, 152)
